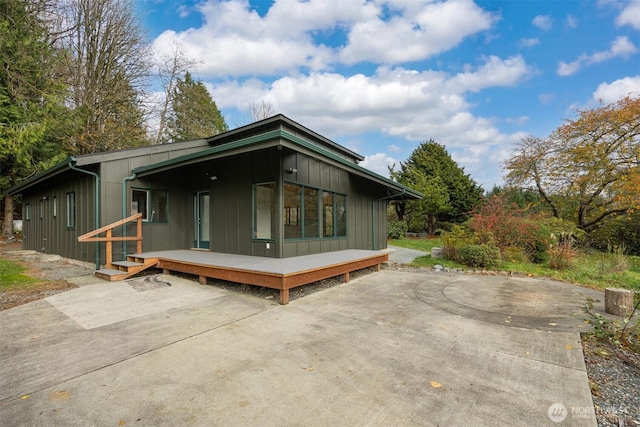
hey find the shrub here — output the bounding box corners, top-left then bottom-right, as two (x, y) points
(441, 225), (473, 261)
(548, 240), (577, 270)
(387, 220), (408, 240)
(469, 195), (543, 256)
(503, 246), (531, 263)
(459, 244), (501, 269)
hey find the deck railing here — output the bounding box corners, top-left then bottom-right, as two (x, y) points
(78, 213), (143, 269)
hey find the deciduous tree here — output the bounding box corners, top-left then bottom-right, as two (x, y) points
(60, 0), (151, 154)
(505, 96), (640, 232)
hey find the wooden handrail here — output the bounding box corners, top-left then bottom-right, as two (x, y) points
(78, 212), (143, 269)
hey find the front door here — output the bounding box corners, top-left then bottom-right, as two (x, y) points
(193, 191), (210, 249)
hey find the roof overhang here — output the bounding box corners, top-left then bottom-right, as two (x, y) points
(7, 157), (75, 196)
(134, 129), (422, 200)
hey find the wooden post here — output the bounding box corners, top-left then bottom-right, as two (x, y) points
(279, 289), (290, 305)
(136, 216), (143, 254)
(105, 229), (113, 269)
(605, 288), (634, 316)
(199, 275), (207, 285)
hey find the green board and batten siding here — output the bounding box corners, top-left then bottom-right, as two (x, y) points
(11, 115), (420, 265)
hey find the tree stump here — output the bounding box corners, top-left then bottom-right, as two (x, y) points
(604, 288), (634, 317)
(431, 247), (443, 259)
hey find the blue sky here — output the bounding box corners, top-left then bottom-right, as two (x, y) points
(138, 0), (640, 190)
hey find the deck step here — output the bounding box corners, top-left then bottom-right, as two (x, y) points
(111, 260), (145, 268)
(95, 269), (129, 281)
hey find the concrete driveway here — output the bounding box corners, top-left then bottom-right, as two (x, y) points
(0, 270), (603, 426)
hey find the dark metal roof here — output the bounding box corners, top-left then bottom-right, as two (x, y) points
(8, 115), (421, 200)
(134, 128), (422, 200)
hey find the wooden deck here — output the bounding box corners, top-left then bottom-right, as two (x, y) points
(131, 249), (388, 304)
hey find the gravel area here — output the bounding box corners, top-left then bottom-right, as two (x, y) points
(1, 241), (638, 425)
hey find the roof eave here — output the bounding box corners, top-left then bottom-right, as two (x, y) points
(7, 157), (74, 196)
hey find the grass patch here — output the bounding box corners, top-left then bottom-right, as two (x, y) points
(388, 238), (443, 252)
(388, 238), (640, 292)
(0, 257), (40, 290)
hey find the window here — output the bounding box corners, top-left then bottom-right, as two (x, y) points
(323, 192), (333, 237)
(66, 192), (75, 228)
(254, 182), (275, 239)
(284, 184), (302, 238)
(25, 203), (31, 221)
(336, 194), (347, 237)
(52, 196), (57, 218)
(304, 187), (319, 238)
(132, 189), (168, 222)
(283, 183), (345, 240)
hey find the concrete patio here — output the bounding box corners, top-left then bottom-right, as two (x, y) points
(0, 269), (602, 426)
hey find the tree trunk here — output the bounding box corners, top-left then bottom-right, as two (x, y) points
(3, 195), (14, 238)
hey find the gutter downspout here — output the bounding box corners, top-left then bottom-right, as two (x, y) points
(68, 157), (100, 270)
(121, 173), (137, 258)
(372, 188), (406, 250)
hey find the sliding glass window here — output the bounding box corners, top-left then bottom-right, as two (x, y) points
(335, 194), (347, 237)
(284, 182), (345, 240)
(284, 183), (302, 239)
(304, 187), (320, 238)
(322, 192), (333, 237)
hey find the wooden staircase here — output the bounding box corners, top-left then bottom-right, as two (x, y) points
(94, 256), (159, 281)
(78, 213), (158, 281)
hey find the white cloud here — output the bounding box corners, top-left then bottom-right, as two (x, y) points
(359, 153), (398, 177)
(339, 0), (498, 64)
(539, 93), (555, 105)
(152, 0), (498, 76)
(532, 15), (552, 30)
(519, 38), (539, 48)
(505, 116), (529, 125)
(557, 36), (637, 76)
(592, 76), (640, 103)
(566, 15), (577, 29)
(388, 144), (402, 153)
(447, 55), (531, 93)
(209, 55), (530, 151)
(616, 1), (640, 29)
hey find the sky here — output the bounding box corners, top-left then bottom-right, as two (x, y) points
(138, 0), (640, 190)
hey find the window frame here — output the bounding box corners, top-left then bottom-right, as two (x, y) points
(131, 188), (169, 223)
(283, 181), (347, 240)
(253, 181), (276, 241)
(66, 192), (76, 229)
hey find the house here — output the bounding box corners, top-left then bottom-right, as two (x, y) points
(8, 115), (421, 302)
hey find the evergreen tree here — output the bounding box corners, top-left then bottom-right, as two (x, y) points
(166, 72), (227, 142)
(391, 140), (484, 231)
(0, 0), (68, 236)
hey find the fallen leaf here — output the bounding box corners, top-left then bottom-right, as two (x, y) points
(566, 345), (573, 350)
(548, 323), (557, 326)
(21, 395), (29, 400)
(430, 381), (442, 388)
(119, 421), (126, 426)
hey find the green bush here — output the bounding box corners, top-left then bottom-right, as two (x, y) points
(387, 220), (408, 240)
(459, 244), (501, 269)
(441, 225), (473, 261)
